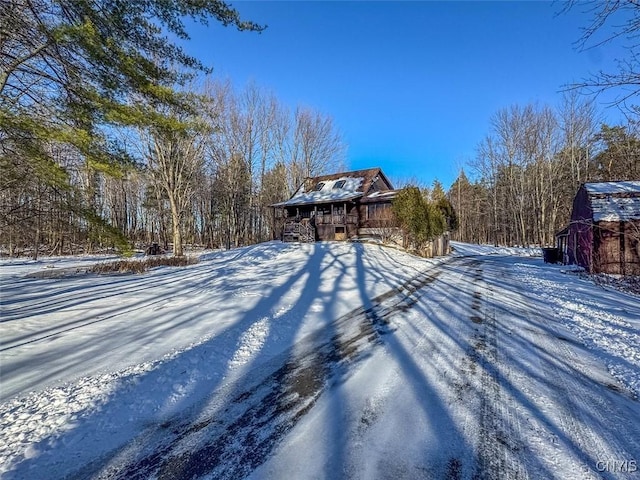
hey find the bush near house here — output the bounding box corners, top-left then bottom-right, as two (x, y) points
(392, 186), (448, 251)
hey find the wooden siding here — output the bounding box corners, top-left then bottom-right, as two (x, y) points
(593, 220), (640, 275)
(567, 185), (594, 271)
(278, 203), (360, 241)
(274, 168), (403, 244)
(562, 184), (640, 275)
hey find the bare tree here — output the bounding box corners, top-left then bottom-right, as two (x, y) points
(473, 135), (504, 245)
(290, 107), (347, 188)
(141, 118), (206, 257)
(200, 80), (347, 248)
(563, 0), (640, 107)
(366, 207), (403, 245)
(472, 104), (564, 246)
(558, 92), (598, 186)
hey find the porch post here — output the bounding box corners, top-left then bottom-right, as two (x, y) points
(272, 206), (276, 240)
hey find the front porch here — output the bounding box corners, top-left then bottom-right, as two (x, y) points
(282, 219), (315, 243)
(276, 202), (359, 242)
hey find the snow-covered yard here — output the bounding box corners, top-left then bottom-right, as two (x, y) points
(1, 241), (639, 479)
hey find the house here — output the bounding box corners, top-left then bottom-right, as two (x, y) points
(271, 168), (400, 242)
(556, 181), (640, 275)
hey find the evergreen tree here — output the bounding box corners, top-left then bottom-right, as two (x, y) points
(1, 0), (262, 254)
(591, 124), (640, 181)
(432, 179), (458, 232)
(393, 186), (446, 251)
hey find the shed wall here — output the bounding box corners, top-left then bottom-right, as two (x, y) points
(593, 220), (640, 275)
(567, 186), (594, 271)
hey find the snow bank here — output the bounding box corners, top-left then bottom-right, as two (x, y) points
(451, 241), (542, 257)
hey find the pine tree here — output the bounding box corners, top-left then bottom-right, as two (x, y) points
(432, 179), (458, 232)
(393, 186), (447, 251)
(1, 0), (262, 254)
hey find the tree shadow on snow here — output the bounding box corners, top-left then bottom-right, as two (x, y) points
(7, 247), (639, 480)
(5, 242), (394, 480)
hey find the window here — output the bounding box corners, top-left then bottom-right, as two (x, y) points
(367, 203), (390, 219)
(333, 180), (346, 189)
(314, 182), (325, 191)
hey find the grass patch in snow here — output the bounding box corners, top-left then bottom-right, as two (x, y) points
(565, 268), (640, 297)
(89, 256), (199, 274)
(587, 273), (640, 296)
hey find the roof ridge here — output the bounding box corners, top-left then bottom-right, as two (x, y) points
(305, 167), (381, 181)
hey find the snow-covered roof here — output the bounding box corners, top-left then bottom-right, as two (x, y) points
(361, 189), (398, 203)
(272, 167), (396, 207)
(365, 190), (397, 199)
(591, 196), (640, 222)
(272, 176), (365, 207)
(586, 181), (640, 222)
(585, 181), (640, 195)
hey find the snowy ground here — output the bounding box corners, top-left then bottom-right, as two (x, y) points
(1, 241), (639, 479)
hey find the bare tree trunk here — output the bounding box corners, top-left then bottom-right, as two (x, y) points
(168, 194), (183, 256)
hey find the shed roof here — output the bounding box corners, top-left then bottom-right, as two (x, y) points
(585, 181), (640, 222)
(585, 181), (640, 195)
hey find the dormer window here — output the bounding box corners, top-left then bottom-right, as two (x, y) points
(314, 182), (325, 191)
(333, 180), (346, 189)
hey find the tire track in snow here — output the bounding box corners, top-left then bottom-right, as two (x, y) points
(473, 257), (640, 480)
(505, 270), (640, 480)
(75, 267), (443, 480)
(462, 260), (529, 480)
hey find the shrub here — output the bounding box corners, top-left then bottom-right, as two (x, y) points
(90, 255), (198, 274)
(392, 186), (447, 249)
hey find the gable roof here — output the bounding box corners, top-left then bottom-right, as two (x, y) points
(584, 181), (640, 222)
(272, 168), (394, 207)
(585, 181), (640, 195)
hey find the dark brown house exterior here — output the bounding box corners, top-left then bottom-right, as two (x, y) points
(272, 168), (400, 242)
(556, 181), (640, 275)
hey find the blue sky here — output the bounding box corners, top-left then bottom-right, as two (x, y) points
(184, 1), (628, 189)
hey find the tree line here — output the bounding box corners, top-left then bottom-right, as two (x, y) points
(447, 95), (639, 247)
(1, 1), (345, 258)
(448, 0), (640, 249)
(1, 77), (346, 256)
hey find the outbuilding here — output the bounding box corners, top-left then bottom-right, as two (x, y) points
(557, 181), (640, 275)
